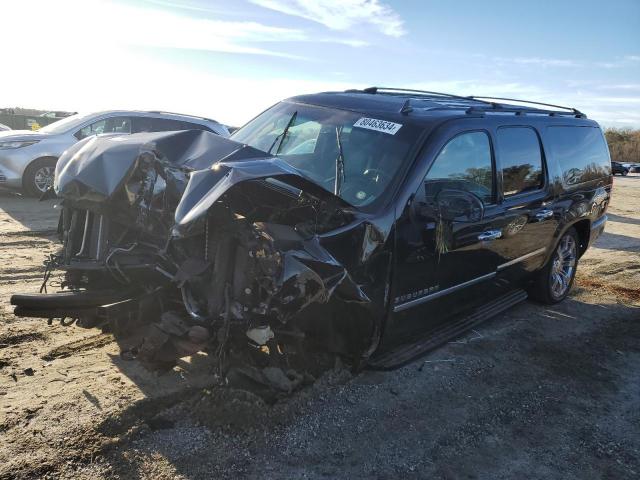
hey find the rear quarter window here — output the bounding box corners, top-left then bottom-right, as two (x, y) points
(545, 126), (611, 186)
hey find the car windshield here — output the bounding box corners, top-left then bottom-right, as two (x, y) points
(231, 102), (421, 209)
(39, 113), (96, 134)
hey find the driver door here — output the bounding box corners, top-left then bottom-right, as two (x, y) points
(389, 130), (503, 343)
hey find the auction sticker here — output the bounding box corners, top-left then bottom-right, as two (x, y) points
(353, 117), (402, 135)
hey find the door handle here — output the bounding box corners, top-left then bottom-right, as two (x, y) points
(535, 209), (554, 221)
(478, 230), (502, 241)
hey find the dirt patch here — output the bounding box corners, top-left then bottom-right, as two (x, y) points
(41, 333), (115, 361)
(0, 331), (46, 348)
(0, 178), (639, 480)
(575, 276), (640, 301)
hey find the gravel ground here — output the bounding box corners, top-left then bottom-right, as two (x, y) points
(1, 175), (639, 480)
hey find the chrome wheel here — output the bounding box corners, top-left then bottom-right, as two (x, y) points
(550, 234), (577, 299)
(33, 166), (55, 193)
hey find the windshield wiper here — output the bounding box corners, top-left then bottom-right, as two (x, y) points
(267, 111), (297, 155)
(334, 126), (345, 196)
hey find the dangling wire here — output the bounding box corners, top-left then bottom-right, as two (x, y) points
(214, 284), (232, 383)
(40, 253), (61, 293)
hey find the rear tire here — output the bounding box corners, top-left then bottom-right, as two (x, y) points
(622, 170), (628, 176)
(23, 157), (57, 197)
(528, 228), (579, 304)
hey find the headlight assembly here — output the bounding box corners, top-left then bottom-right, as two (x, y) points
(0, 140), (40, 149)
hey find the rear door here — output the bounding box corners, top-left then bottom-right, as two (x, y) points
(489, 126), (557, 279)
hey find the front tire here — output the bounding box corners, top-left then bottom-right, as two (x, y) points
(529, 228), (579, 304)
(622, 170), (628, 176)
(23, 157), (57, 197)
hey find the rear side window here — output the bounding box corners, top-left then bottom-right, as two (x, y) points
(425, 131), (494, 204)
(132, 117), (207, 133)
(545, 126), (611, 185)
(75, 117), (131, 140)
(497, 127), (544, 197)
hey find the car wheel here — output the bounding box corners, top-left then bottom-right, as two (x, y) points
(622, 170), (628, 176)
(23, 157), (57, 197)
(528, 228), (579, 304)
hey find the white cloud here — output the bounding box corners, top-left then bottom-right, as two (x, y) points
(511, 57), (580, 67)
(250, 0), (406, 37)
(599, 84), (640, 91)
(1, 0), (308, 58)
(494, 56), (581, 68)
(405, 80), (640, 127)
(0, 40), (357, 126)
(0, 0), (369, 126)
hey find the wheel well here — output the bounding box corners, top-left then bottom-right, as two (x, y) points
(572, 219), (591, 258)
(22, 156), (58, 188)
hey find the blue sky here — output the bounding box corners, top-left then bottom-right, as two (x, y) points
(2, 0), (639, 126)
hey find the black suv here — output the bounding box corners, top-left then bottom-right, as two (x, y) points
(12, 88), (612, 374)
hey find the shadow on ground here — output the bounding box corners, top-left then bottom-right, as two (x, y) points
(607, 212), (640, 227)
(0, 190), (59, 235)
(88, 296), (640, 480)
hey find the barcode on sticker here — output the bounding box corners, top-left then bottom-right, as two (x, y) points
(353, 117), (402, 135)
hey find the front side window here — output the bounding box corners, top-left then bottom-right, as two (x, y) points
(497, 127), (544, 197)
(75, 117), (131, 140)
(423, 131), (494, 204)
(231, 102), (423, 210)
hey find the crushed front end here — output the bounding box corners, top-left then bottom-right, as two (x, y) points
(11, 130), (392, 390)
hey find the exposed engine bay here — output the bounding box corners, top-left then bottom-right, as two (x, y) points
(11, 130), (392, 393)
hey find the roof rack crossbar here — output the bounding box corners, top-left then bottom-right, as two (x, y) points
(361, 86), (496, 106)
(467, 96), (583, 115)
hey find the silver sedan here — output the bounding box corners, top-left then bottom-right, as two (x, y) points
(0, 110), (229, 196)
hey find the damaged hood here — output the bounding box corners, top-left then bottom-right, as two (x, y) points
(54, 130), (267, 200)
(54, 129), (354, 232)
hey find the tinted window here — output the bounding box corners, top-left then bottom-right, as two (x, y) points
(182, 122), (212, 132)
(497, 127), (543, 196)
(75, 117), (131, 140)
(231, 102), (422, 210)
(545, 126), (611, 185)
(131, 117), (206, 133)
(424, 131), (494, 204)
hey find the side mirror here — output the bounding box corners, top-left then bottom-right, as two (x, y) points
(414, 188), (484, 223)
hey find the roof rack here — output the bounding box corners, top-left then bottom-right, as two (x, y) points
(347, 87), (586, 118)
(468, 96), (584, 116)
(355, 87), (496, 106)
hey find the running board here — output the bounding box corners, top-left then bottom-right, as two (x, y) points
(368, 288), (528, 370)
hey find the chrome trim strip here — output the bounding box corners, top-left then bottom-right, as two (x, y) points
(95, 215), (104, 260)
(497, 247), (546, 271)
(76, 211), (91, 257)
(393, 272), (496, 313)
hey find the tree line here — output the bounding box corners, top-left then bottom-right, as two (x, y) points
(605, 128), (640, 163)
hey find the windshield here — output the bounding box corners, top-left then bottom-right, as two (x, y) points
(231, 102), (421, 209)
(39, 113), (95, 134)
